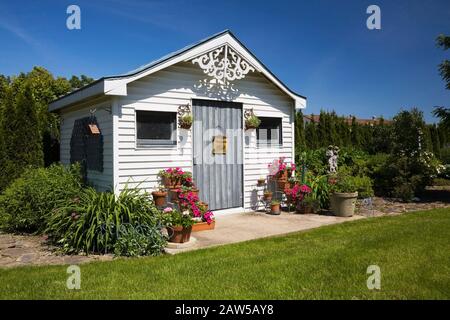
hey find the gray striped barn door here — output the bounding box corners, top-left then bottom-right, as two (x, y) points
(192, 99), (243, 210)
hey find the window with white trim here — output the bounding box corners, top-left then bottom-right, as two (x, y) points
(256, 117), (282, 147)
(136, 111), (177, 146)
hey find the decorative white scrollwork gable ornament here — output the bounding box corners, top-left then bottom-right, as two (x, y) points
(192, 44), (255, 85)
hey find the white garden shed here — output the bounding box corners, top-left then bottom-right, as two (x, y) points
(49, 30), (306, 214)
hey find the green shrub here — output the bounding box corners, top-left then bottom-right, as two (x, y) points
(374, 152), (441, 201)
(46, 187), (167, 255)
(0, 164), (83, 233)
(352, 175), (374, 198)
(113, 224), (168, 257)
(331, 174), (374, 199)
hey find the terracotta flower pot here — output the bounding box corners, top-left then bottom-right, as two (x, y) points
(257, 178), (266, 186)
(296, 204), (314, 214)
(169, 225), (192, 243)
(152, 191), (167, 207)
(191, 220), (215, 232)
(163, 177), (181, 188)
(270, 203), (281, 215)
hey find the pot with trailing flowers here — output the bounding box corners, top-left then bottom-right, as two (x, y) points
(163, 207), (194, 243)
(177, 188), (215, 232)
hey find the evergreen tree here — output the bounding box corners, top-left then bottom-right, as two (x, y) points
(0, 85), (18, 189)
(430, 124), (441, 158)
(305, 120), (319, 149)
(392, 108), (428, 155)
(329, 111), (341, 146)
(13, 81), (44, 170)
(295, 110), (306, 151)
(350, 117), (361, 148)
(438, 123), (448, 148)
(317, 110), (327, 147)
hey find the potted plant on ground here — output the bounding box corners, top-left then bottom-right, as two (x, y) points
(284, 183), (312, 212)
(270, 200), (281, 215)
(164, 207), (194, 243)
(296, 195), (318, 214)
(151, 186), (167, 207)
(191, 202), (215, 232)
(330, 175), (358, 217)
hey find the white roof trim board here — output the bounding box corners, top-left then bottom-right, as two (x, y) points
(49, 30), (306, 112)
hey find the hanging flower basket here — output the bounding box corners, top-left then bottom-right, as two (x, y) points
(179, 114), (193, 130)
(244, 108), (261, 130)
(178, 104), (192, 130)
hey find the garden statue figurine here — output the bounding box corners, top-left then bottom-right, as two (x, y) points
(326, 145), (339, 173)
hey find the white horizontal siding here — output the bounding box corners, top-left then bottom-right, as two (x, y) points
(60, 98), (114, 191)
(116, 62), (294, 210)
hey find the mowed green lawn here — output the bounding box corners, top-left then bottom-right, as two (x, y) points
(1, 208), (449, 299)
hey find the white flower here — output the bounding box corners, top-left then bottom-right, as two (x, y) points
(182, 210), (190, 216)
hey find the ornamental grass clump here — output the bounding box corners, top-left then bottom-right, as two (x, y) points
(46, 186), (167, 256)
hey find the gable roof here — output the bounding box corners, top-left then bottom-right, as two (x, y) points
(49, 30), (306, 112)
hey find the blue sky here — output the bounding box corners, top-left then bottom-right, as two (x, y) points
(0, 0), (448, 122)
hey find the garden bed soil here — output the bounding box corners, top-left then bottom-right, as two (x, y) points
(0, 233), (113, 268)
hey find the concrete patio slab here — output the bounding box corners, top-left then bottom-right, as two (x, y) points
(165, 211), (364, 254)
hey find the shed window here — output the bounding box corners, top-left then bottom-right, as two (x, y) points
(256, 117), (282, 147)
(136, 111), (177, 146)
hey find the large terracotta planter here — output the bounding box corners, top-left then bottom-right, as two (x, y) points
(169, 225), (192, 243)
(191, 220), (215, 232)
(331, 192), (358, 217)
(152, 191), (167, 207)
